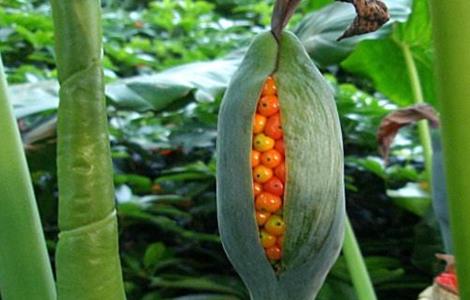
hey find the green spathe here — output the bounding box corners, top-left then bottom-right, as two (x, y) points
(217, 31), (344, 300)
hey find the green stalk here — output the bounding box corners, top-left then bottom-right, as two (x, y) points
(0, 56), (56, 299)
(400, 43), (433, 184)
(343, 216), (377, 300)
(50, 0), (126, 299)
(430, 1), (470, 299)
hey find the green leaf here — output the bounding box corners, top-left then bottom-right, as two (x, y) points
(317, 278), (357, 300)
(144, 242), (166, 269)
(106, 55), (240, 112)
(341, 0), (435, 106)
(387, 182), (431, 216)
(294, 0), (411, 66)
(9, 80), (59, 118)
(150, 276), (244, 298)
(304, 0), (334, 11)
(172, 294), (240, 300)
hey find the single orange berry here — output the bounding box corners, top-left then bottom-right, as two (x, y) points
(251, 150), (261, 168)
(258, 95), (279, 117)
(253, 182), (263, 196)
(260, 149), (282, 168)
(255, 192), (282, 213)
(266, 245), (282, 261)
(262, 76), (277, 96)
(275, 162), (286, 183)
(275, 139), (285, 156)
(263, 177), (284, 197)
(264, 114), (283, 140)
(256, 210), (270, 225)
(253, 165), (273, 183)
(253, 114), (267, 134)
(260, 230), (277, 248)
(265, 215), (286, 236)
(253, 134), (275, 152)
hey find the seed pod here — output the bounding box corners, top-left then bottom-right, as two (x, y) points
(216, 31), (345, 299)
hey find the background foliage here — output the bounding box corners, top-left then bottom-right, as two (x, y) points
(1, 0), (443, 299)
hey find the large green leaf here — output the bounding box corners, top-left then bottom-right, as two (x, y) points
(341, 0), (435, 106)
(106, 54), (241, 112)
(9, 80), (59, 118)
(10, 54), (241, 116)
(304, 0), (334, 11)
(294, 0), (412, 66)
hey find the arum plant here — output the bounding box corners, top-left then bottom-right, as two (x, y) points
(50, 0), (126, 299)
(0, 55), (56, 300)
(430, 1), (470, 298)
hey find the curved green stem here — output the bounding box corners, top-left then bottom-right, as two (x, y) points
(0, 55), (56, 299)
(400, 43), (433, 185)
(430, 1), (470, 298)
(343, 216), (377, 300)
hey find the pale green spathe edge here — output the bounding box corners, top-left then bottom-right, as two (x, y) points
(0, 56), (56, 299)
(217, 31), (279, 300)
(276, 31), (345, 299)
(430, 1), (470, 299)
(217, 31), (344, 300)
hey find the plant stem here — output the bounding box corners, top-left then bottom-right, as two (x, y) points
(430, 1), (470, 299)
(343, 216), (377, 300)
(0, 56), (56, 299)
(50, 0), (126, 298)
(400, 43), (433, 185)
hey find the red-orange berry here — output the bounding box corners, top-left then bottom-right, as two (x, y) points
(260, 149), (282, 168)
(262, 76), (277, 96)
(274, 139), (285, 156)
(251, 150), (261, 168)
(265, 215), (286, 236)
(264, 114), (283, 140)
(263, 177), (284, 197)
(255, 192), (282, 213)
(265, 245), (282, 261)
(275, 162), (286, 183)
(253, 114), (267, 134)
(253, 165), (273, 183)
(253, 182), (263, 196)
(253, 134), (275, 152)
(256, 211), (270, 225)
(258, 95), (279, 117)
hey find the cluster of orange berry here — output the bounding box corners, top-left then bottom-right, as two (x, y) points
(252, 76), (286, 261)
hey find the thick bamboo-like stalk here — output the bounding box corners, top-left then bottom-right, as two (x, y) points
(50, 0), (126, 299)
(0, 56), (56, 299)
(430, 1), (470, 299)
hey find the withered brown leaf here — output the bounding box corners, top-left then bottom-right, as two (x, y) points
(377, 104), (440, 163)
(337, 0), (390, 41)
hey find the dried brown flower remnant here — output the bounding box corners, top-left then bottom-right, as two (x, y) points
(337, 0), (390, 41)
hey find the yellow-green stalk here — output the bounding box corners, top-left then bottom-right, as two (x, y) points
(50, 0), (126, 298)
(430, 1), (470, 299)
